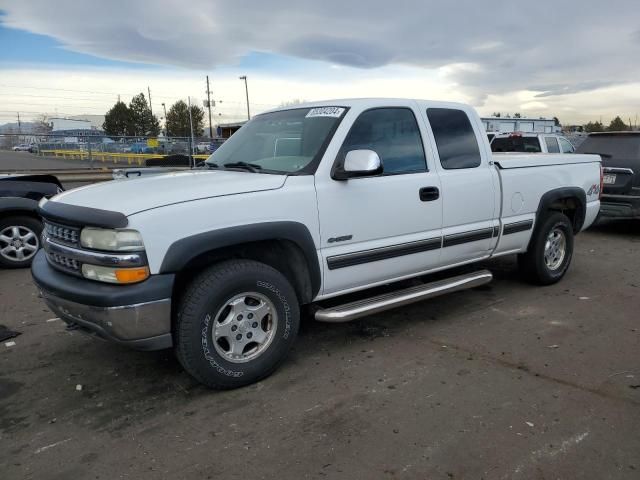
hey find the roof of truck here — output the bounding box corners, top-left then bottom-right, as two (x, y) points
(264, 98), (471, 114)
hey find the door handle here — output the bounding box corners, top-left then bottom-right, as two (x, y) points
(419, 186), (439, 202)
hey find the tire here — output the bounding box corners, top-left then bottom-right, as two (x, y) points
(175, 259), (300, 389)
(518, 212), (574, 285)
(0, 215), (43, 268)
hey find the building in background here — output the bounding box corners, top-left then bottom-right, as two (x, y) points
(217, 121), (246, 139)
(481, 116), (560, 134)
(49, 117), (104, 141)
(50, 117), (92, 132)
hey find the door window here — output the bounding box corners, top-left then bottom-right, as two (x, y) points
(545, 136), (560, 153)
(340, 108), (427, 174)
(427, 108), (481, 169)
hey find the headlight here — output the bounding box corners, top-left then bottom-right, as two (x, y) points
(82, 264), (150, 284)
(80, 228), (144, 252)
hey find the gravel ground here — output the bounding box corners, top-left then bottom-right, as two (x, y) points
(0, 221), (639, 479)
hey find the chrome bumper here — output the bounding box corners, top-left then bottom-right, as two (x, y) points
(41, 289), (173, 350)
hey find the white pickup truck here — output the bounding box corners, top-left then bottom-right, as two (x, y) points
(32, 99), (602, 388)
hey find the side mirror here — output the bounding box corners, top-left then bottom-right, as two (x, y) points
(333, 149), (383, 180)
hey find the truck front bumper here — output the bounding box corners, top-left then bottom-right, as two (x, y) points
(31, 251), (174, 350)
(600, 194), (640, 220)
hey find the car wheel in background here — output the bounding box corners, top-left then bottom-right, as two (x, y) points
(518, 212), (574, 285)
(0, 216), (43, 268)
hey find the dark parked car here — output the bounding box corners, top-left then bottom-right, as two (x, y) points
(0, 174), (63, 268)
(576, 132), (640, 219)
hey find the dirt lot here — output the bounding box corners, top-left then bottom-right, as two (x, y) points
(1, 221), (639, 479)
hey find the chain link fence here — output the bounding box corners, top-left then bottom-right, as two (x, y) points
(0, 133), (227, 169)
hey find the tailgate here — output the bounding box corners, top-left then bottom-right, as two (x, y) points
(602, 167), (635, 194)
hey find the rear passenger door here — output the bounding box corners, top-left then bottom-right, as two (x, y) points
(423, 107), (499, 265)
(315, 106), (443, 296)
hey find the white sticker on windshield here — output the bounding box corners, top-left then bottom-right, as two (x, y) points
(306, 107), (345, 118)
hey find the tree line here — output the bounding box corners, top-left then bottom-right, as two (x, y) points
(103, 93), (205, 138)
(583, 116), (633, 133)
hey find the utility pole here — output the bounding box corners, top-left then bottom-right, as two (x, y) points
(239, 75), (250, 120)
(162, 103), (168, 137)
(147, 87), (153, 116)
(188, 96), (195, 168)
(17, 112), (21, 134)
(206, 75), (214, 138)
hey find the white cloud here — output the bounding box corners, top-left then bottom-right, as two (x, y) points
(1, 0), (640, 124)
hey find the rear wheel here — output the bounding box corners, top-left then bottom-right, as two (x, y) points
(518, 212), (574, 285)
(175, 259), (300, 389)
(0, 216), (42, 268)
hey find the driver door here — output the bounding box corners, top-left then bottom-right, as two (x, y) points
(314, 106), (443, 296)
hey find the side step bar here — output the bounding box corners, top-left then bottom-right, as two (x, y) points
(314, 270), (493, 323)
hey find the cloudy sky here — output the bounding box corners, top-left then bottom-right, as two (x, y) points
(1, 0), (640, 126)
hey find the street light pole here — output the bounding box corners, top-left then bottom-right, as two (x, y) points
(162, 103), (168, 137)
(239, 75), (250, 120)
(206, 75), (214, 138)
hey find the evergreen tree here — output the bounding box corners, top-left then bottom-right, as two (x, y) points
(166, 100), (205, 137)
(584, 121), (604, 132)
(103, 101), (132, 136)
(128, 93), (160, 136)
(607, 116), (628, 131)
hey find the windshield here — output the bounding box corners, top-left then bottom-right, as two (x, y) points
(205, 107), (346, 173)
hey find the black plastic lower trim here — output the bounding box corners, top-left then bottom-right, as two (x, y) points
(503, 220), (534, 235)
(327, 237), (441, 270)
(442, 227), (495, 247)
(160, 221), (321, 298)
(31, 251), (174, 307)
(40, 200), (128, 229)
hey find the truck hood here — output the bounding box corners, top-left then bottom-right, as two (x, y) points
(52, 170), (287, 216)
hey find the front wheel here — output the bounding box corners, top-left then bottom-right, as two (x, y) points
(175, 259), (300, 389)
(518, 212), (574, 285)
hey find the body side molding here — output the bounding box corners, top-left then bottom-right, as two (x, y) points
(442, 227), (495, 248)
(503, 219), (534, 235)
(327, 237), (441, 270)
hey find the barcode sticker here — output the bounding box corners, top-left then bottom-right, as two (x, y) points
(306, 107), (345, 118)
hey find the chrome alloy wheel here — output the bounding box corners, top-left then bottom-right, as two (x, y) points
(544, 227), (566, 271)
(212, 292), (278, 363)
(0, 225), (39, 263)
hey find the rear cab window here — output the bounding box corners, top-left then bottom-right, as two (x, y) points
(491, 135), (542, 153)
(426, 108), (481, 169)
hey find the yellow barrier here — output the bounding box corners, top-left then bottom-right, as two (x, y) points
(39, 150), (211, 166)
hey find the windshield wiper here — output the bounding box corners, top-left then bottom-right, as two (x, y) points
(223, 161), (262, 172)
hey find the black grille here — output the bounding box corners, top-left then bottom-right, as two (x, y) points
(44, 222), (80, 245)
(49, 252), (80, 272)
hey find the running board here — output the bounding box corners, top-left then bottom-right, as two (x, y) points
(314, 270), (493, 323)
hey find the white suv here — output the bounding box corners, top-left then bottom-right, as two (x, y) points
(491, 133), (575, 154)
